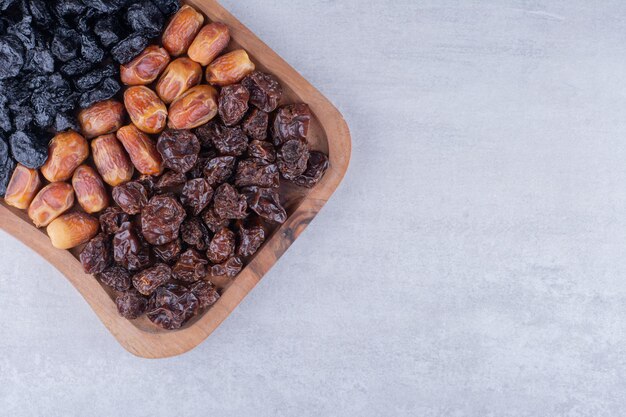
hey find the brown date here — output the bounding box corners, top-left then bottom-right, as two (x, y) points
(78, 100), (125, 139)
(117, 124), (163, 176)
(189, 280), (220, 309)
(202, 207), (229, 233)
(242, 71), (283, 112)
(242, 109), (269, 141)
(141, 195), (187, 245)
(156, 57), (202, 104)
(207, 227), (235, 264)
(187, 22), (230, 66)
(218, 83), (249, 126)
(5, 164), (42, 210)
(124, 86), (168, 134)
(99, 207), (130, 236)
(47, 212), (99, 250)
(168, 85), (218, 130)
(113, 223), (151, 272)
(72, 165), (109, 214)
(172, 249), (208, 282)
(247, 140), (276, 164)
(154, 238), (182, 263)
(41, 131), (89, 183)
(210, 257), (243, 278)
(133, 263), (172, 296)
(180, 217), (209, 250)
(162, 5), (205, 56)
(156, 170), (187, 191)
(80, 234), (111, 274)
(28, 182), (75, 228)
(243, 186), (287, 224)
(120, 45), (170, 86)
(156, 129), (200, 174)
(202, 156), (236, 187)
(292, 151), (329, 188)
(200, 122), (248, 157)
(206, 49), (255, 86)
(237, 225), (266, 257)
(112, 181), (148, 215)
(272, 103), (311, 146)
(115, 290), (147, 319)
(213, 183), (247, 220)
(277, 138), (310, 180)
(181, 178), (214, 216)
(236, 160), (280, 188)
(91, 134), (134, 186)
(147, 283), (199, 330)
(99, 267), (132, 292)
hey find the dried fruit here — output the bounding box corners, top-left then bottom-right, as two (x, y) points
(202, 207), (229, 233)
(124, 86), (168, 134)
(91, 134), (134, 186)
(207, 227), (235, 264)
(212, 125), (248, 157)
(155, 57), (202, 104)
(292, 151), (329, 188)
(99, 267), (132, 292)
(244, 186), (287, 224)
(277, 139), (310, 180)
(112, 181), (148, 215)
(247, 140), (276, 164)
(242, 71), (282, 112)
(9, 131), (48, 169)
(181, 178), (213, 216)
(80, 234), (111, 274)
(141, 194), (186, 245)
(272, 103), (311, 146)
(242, 109), (269, 141)
(5, 164), (42, 209)
(72, 165), (109, 214)
(78, 99), (125, 139)
(172, 249), (207, 282)
(236, 160), (280, 188)
(113, 223), (151, 272)
(116, 124), (163, 176)
(156, 170), (186, 191)
(237, 225), (266, 257)
(213, 183), (247, 220)
(154, 238), (182, 263)
(99, 207), (129, 236)
(40, 131), (89, 183)
(189, 280), (220, 309)
(168, 84), (218, 130)
(28, 182), (75, 228)
(133, 263), (172, 296)
(115, 289), (147, 319)
(156, 129), (200, 174)
(210, 257), (243, 278)
(147, 283), (198, 330)
(162, 5), (204, 57)
(120, 45), (170, 86)
(111, 33), (149, 65)
(202, 156), (236, 187)
(180, 217), (209, 250)
(187, 22), (229, 66)
(218, 83), (249, 126)
(125, 1), (165, 38)
(206, 49), (255, 86)
(47, 212), (99, 250)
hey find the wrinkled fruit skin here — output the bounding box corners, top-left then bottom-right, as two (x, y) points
(242, 109), (269, 141)
(156, 57), (202, 104)
(205, 123), (248, 157)
(172, 249), (208, 282)
(210, 257), (243, 278)
(121, 45), (170, 86)
(181, 178), (213, 216)
(28, 182), (75, 228)
(162, 5), (205, 57)
(213, 183), (247, 220)
(72, 165), (109, 214)
(147, 283), (199, 330)
(187, 22), (230, 66)
(236, 160), (280, 188)
(189, 280), (220, 309)
(5, 164), (42, 210)
(115, 290), (148, 319)
(244, 186), (287, 224)
(293, 151), (329, 188)
(207, 227), (235, 264)
(112, 181), (148, 215)
(47, 212), (99, 250)
(156, 170), (187, 191)
(117, 124), (163, 175)
(181, 217), (209, 250)
(78, 100), (125, 139)
(202, 156), (236, 187)
(248, 140), (276, 164)
(98, 266), (132, 292)
(133, 263), (172, 296)
(242, 71), (283, 112)
(202, 207), (229, 233)
(113, 224), (151, 272)
(238, 225), (266, 257)
(154, 238), (182, 263)
(124, 86), (168, 134)
(272, 103), (311, 146)
(41, 130), (89, 182)
(218, 83), (249, 126)
(141, 194), (187, 245)
(91, 134), (134, 186)
(277, 139), (310, 180)
(156, 129), (200, 173)
(99, 207), (130, 236)
(80, 234), (112, 274)
(206, 49), (255, 86)
(168, 85), (218, 130)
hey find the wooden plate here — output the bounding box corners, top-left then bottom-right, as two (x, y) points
(0, 0), (351, 358)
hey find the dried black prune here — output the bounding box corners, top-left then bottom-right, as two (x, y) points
(51, 29), (80, 62)
(0, 35), (25, 80)
(181, 178), (213, 216)
(94, 15), (126, 49)
(113, 224), (151, 272)
(99, 207), (129, 235)
(292, 151), (329, 188)
(152, 0), (180, 15)
(147, 283), (198, 330)
(203, 156), (236, 187)
(74, 64), (116, 92)
(277, 139), (310, 180)
(218, 84), (249, 126)
(213, 183), (247, 220)
(201, 207), (229, 234)
(53, 112), (79, 132)
(207, 228), (235, 264)
(98, 266), (132, 292)
(60, 58), (94, 76)
(24, 47), (54, 74)
(133, 263), (172, 296)
(210, 257), (243, 278)
(9, 131), (48, 169)
(80, 234), (112, 274)
(156, 129), (200, 174)
(112, 181), (148, 215)
(242, 71), (282, 112)
(141, 194), (186, 245)
(189, 280), (219, 309)
(243, 187), (287, 224)
(80, 33), (105, 63)
(83, 0), (129, 14)
(272, 103), (311, 146)
(237, 225), (266, 257)
(126, 1), (164, 38)
(172, 249), (208, 282)
(54, 0), (86, 16)
(0, 137), (15, 197)
(110, 33), (149, 65)
(28, 0), (53, 27)
(79, 77), (120, 109)
(115, 289), (147, 319)
(11, 106), (32, 131)
(236, 160), (279, 188)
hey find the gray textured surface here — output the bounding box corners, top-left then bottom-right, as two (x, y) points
(1, 1), (626, 416)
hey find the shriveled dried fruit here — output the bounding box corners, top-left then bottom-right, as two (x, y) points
(99, 207), (129, 236)
(201, 207), (229, 233)
(120, 45), (170, 86)
(9, 131), (48, 169)
(78, 100), (125, 139)
(206, 49), (255, 86)
(172, 249), (208, 282)
(218, 83), (249, 126)
(117, 124), (163, 176)
(247, 140), (276, 164)
(115, 289), (147, 319)
(80, 234), (111, 274)
(189, 151), (216, 179)
(47, 212), (99, 250)
(99, 267), (132, 292)
(28, 182), (75, 228)
(181, 178), (213, 216)
(113, 223), (151, 272)
(168, 85), (218, 130)
(211, 124), (248, 157)
(202, 156), (235, 187)
(213, 183), (247, 220)
(242, 109), (269, 141)
(41, 131), (89, 182)
(244, 186), (287, 224)
(154, 238), (182, 263)
(180, 217), (209, 250)
(156, 129), (200, 173)
(124, 86), (168, 134)
(91, 134), (134, 186)
(162, 5), (205, 57)
(272, 103), (311, 146)
(292, 151), (329, 188)
(187, 22), (230, 66)
(5, 164), (42, 210)
(147, 283), (199, 330)
(156, 57), (202, 104)
(207, 227), (235, 264)
(242, 71), (283, 112)
(189, 280), (220, 309)
(236, 160), (280, 188)
(210, 257), (243, 278)
(277, 139), (310, 180)
(72, 165), (109, 214)
(141, 194), (186, 245)
(133, 263), (172, 296)
(156, 170), (186, 191)
(237, 225), (266, 257)
(111, 33), (149, 65)
(112, 181), (148, 215)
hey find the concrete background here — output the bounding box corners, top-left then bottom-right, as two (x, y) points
(2, 1), (626, 415)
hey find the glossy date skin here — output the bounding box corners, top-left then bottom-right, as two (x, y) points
(141, 195), (187, 246)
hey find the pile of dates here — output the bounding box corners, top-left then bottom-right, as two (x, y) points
(1, 1), (329, 330)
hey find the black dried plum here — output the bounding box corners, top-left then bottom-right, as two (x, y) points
(74, 64), (116, 92)
(9, 131), (48, 169)
(10, 106), (32, 131)
(23, 47), (54, 74)
(0, 137), (15, 197)
(116, 289), (148, 319)
(51, 28), (80, 62)
(60, 58), (94, 76)
(53, 112), (78, 132)
(0, 0), (17, 12)
(83, 0), (129, 14)
(110, 33), (149, 65)
(0, 35), (25, 79)
(126, 1), (164, 38)
(79, 77), (120, 109)
(80, 33), (105, 63)
(28, 0), (53, 27)
(8, 16), (35, 50)
(54, 0), (86, 16)
(152, 0), (180, 15)
(94, 15), (126, 49)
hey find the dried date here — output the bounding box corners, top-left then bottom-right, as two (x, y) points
(236, 160), (279, 188)
(172, 249), (208, 282)
(213, 125), (248, 157)
(79, 234), (112, 274)
(156, 170), (187, 191)
(202, 207), (230, 233)
(207, 227), (235, 264)
(218, 83), (249, 126)
(154, 238), (183, 264)
(189, 280), (220, 309)
(237, 225), (266, 257)
(113, 224), (151, 272)
(112, 181), (148, 215)
(181, 217), (209, 250)
(203, 156), (236, 187)
(98, 266), (132, 292)
(210, 257), (243, 278)
(133, 263), (172, 296)
(272, 103), (311, 146)
(213, 183), (247, 220)
(242, 109), (269, 141)
(244, 187), (287, 224)
(247, 140), (276, 164)
(277, 139), (310, 180)
(156, 129), (200, 174)
(147, 283), (199, 330)
(99, 207), (129, 236)
(242, 71), (282, 112)
(181, 178), (214, 216)
(292, 151), (329, 188)
(141, 195), (187, 246)
(115, 289), (148, 320)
